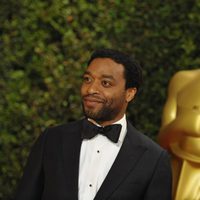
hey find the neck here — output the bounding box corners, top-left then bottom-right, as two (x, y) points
(88, 115), (126, 127)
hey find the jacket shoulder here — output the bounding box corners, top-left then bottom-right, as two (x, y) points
(48, 119), (84, 133)
(127, 121), (166, 155)
(39, 119), (84, 143)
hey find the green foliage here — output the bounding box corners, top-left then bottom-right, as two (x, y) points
(1, 0), (200, 198)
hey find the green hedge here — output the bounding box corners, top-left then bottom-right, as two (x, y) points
(1, 0), (200, 199)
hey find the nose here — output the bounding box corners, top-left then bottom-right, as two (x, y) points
(87, 81), (100, 95)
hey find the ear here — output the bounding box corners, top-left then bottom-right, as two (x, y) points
(125, 87), (137, 102)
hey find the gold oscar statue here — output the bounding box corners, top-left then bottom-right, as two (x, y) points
(158, 69), (200, 200)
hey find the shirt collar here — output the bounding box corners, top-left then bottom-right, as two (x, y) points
(113, 115), (127, 145)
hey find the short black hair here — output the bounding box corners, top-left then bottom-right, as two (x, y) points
(88, 49), (143, 90)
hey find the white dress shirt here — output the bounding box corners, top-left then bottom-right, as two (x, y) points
(78, 115), (127, 200)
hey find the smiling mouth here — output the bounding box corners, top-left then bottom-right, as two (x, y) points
(82, 96), (105, 107)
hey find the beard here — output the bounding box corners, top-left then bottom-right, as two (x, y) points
(82, 100), (122, 123)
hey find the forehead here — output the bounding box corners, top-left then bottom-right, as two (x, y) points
(86, 58), (125, 79)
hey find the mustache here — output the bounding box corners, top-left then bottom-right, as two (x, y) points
(82, 94), (106, 103)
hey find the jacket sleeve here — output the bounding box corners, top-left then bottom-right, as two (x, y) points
(144, 150), (172, 200)
(14, 130), (48, 200)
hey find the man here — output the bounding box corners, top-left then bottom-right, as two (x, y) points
(15, 49), (172, 200)
(158, 69), (200, 200)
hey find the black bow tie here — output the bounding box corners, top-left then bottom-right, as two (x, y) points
(82, 119), (122, 143)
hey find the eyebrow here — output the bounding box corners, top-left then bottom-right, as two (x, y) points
(101, 74), (115, 80)
(83, 71), (92, 76)
(83, 71), (115, 80)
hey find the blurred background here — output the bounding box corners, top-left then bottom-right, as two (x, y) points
(0, 0), (200, 199)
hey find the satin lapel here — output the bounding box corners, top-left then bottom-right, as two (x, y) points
(94, 122), (147, 200)
(61, 120), (83, 199)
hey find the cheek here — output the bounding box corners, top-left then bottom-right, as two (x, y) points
(80, 84), (86, 96)
(105, 91), (126, 105)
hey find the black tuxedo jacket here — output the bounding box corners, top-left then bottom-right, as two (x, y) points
(15, 119), (172, 200)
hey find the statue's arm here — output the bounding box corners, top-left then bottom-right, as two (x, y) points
(158, 71), (192, 149)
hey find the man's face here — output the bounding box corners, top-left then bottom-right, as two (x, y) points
(81, 58), (136, 125)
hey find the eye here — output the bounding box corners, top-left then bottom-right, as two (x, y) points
(102, 80), (112, 87)
(83, 75), (92, 84)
